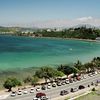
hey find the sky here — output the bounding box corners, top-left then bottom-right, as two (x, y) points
(0, 0), (100, 28)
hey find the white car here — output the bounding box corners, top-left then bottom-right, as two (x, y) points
(30, 88), (34, 93)
(47, 83), (51, 89)
(23, 90), (28, 94)
(41, 96), (48, 100)
(17, 90), (22, 95)
(33, 97), (41, 100)
(11, 91), (16, 97)
(36, 86), (41, 92)
(65, 79), (69, 84)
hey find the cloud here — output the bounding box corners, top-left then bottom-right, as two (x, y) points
(76, 16), (93, 21)
(33, 17), (100, 28)
(1, 17), (100, 28)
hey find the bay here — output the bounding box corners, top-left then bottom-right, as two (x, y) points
(0, 35), (100, 71)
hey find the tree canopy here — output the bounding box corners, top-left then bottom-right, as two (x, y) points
(3, 78), (21, 91)
(57, 64), (79, 75)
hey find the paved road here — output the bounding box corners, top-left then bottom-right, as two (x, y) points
(6, 74), (100, 100)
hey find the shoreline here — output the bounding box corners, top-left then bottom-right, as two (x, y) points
(30, 36), (97, 42)
(0, 34), (97, 42)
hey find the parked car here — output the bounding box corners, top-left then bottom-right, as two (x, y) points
(65, 79), (69, 84)
(57, 82), (62, 86)
(78, 85), (85, 89)
(96, 80), (100, 83)
(76, 76), (81, 81)
(91, 82), (94, 85)
(17, 90), (22, 95)
(70, 88), (73, 92)
(60, 90), (69, 96)
(30, 88), (34, 93)
(41, 85), (46, 90)
(47, 83), (51, 89)
(69, 79), (73, 83)
(36, 86), (41, 91)
(11, 91), (16, 97)
(73, 88), (78, 92)
(52, 82), (56, 87)
(41, 96), (48, 100)
(73, 78), (77, 82)
(61, 81), (66, 85)
(33, 97), (41, 100)
(70, 88), (78, 92)
(23, 90), (28, 94)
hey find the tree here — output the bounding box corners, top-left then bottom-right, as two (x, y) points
(23, 76), (33, 84)
(3, 78), (21, 92)
(35, 66), (57, 83)
(57, 64), (79, 75)
(74, 60), (83, 70)
(83, 62), (95, 73)
(31, 76), (39, 86)
(54, 70), (65, 77)
(92, 57), (100, 68)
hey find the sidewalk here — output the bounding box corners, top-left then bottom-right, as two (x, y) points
(0, 94), (10, 100)
(0, 90), (10, 100)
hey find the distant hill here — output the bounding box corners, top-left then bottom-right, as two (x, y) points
(0, 26), (39, 33)
(72, 24), (96, 29)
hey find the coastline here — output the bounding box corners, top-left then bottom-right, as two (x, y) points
(0, 34), (97, 42)
(30, 36), (97, 42)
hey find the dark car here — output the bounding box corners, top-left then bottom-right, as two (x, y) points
(91, 82), (94, 85)
(57, 82), (62, 86)
(52, 82), (56, 87)
(70, 88), (74, 92)
(78, 85), (85, 89)
(60, 90), (69, 96)
(69, 79), (73, 83)
(41, 85), (46, 90)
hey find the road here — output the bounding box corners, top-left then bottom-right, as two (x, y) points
(5, 74), (100, 100)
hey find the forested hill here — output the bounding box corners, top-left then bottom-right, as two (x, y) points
(37, 27), (100, 40)
(0, 26), (100, 40)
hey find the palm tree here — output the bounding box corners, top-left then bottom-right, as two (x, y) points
(74, 60), (83, 70)
(35, 66), (56, 83)
(57, 64), (79, 75)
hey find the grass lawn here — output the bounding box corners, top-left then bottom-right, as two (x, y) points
(75, 89), (100, 100)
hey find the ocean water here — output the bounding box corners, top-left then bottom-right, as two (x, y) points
(0, 35), (100, 71)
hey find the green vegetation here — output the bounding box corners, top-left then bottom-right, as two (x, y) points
(57, 64), (79, 75)
(75, 57), (100, 73)
(3, 78), (21, 91)
(35, 27), (100, 40)
(31, 76), (39, 86)
(35, 66), (65, 83)
(75, 90), (100, 100)
(1, 26), (100, 40)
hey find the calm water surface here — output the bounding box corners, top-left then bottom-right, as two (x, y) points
(0, 35), (100, 71)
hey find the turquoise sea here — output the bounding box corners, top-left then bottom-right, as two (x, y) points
(0, 35), (100, 71)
